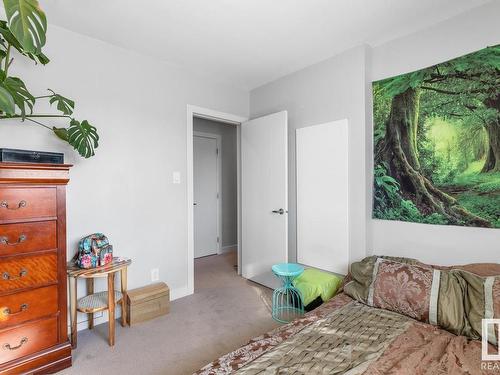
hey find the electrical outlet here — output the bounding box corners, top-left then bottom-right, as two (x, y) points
(151, 268), (159, 282)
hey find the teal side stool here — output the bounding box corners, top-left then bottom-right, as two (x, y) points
(271, 263), (305, 323)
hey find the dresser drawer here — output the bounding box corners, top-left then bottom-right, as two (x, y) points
(0, 316), (58, 364)
(0, 221), (57, 257)
(0, 254), (57, 293)
(0, 286), (58, 328)
(0, 188), (57, 223)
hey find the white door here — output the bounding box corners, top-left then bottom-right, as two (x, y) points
(241, 111), (288, 289)
(194, 135), (219, 258)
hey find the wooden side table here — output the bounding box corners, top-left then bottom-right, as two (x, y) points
(67, 258), (132, 348)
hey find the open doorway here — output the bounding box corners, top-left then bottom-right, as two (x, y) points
(187, 106), (247, 295)
(193, 118), (238, 257)
(193, 118), (238, 290)
(187, 106), (290, 295)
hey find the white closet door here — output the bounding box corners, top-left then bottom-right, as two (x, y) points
(296, 119), (349, 274)
(241, 111), (288, 288)
(194, 135), (219, 258)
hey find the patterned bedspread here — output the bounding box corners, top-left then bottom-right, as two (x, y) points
(195, 293), (496, 374)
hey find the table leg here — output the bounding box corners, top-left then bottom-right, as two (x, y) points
(87, 278), (94, 330)
(120, 267), (128, 327)
(69, 276), (77, 349)
(107, 272), (115, 346)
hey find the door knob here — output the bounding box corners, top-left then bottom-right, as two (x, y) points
(272, 208), (285, 215)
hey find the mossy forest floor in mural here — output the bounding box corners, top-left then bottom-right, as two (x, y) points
(373, 45), (500, 228)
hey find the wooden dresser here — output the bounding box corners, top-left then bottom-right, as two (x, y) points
(0, 163), (72, 374)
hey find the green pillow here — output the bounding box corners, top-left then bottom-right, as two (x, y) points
(293, 268), (344, 306)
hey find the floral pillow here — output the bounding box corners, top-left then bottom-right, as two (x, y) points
(345, 256), (500, 342)
(367, 259), (437, 322)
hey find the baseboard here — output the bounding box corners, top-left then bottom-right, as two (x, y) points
(69, 286), (191, 333)
(220, 244), (237, 254)
(170, 286), (191, 301)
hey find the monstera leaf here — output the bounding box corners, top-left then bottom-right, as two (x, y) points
(0, 85), (14, 114)
(0, 2), (97, 158)
(52, 126), (68, 142)
(67, 119), (99, 158)
(0, 20), (48, 64)
(48, 89), (74, 115)
(3, 0), (47, 54)
(2, 76), (34, 117)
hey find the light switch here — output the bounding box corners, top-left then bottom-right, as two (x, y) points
(173, 171), (181, 184)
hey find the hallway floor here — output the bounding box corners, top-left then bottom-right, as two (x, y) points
(61, 252), (278, 375)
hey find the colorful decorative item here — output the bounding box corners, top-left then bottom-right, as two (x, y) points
(373, 45), (500, 228)
(271, 263), (305, 323)
(292, 268), (343, 306)
(75, 233), (113, 269)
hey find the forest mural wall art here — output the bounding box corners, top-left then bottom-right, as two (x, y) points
(373, 45), (500, 228)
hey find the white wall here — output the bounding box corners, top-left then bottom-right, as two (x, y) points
(193, 118), (238, 248)
(250, 45), (370, 265)
(0, 24), (248, 328)
(369, 1), (500, 265)
(250, 1), (500, 268)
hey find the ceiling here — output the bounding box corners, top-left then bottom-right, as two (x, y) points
(41, 0), (490, 90)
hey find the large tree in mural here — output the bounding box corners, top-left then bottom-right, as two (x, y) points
(373, 45), (500, 228)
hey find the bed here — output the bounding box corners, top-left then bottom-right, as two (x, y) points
(195, 257), (500, 375)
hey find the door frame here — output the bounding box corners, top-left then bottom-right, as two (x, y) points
(187, 105), (248, 295)
(193, 131), (222, 257)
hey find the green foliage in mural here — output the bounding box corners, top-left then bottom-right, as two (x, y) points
(373, 45), (500, 228)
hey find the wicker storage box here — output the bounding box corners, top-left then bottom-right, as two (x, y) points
(126, 282), (169, 325)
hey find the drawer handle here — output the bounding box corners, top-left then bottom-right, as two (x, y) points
(0, 234), (27, 246)
(3, 303), (28, 317)
(0, 200), (27, 210)
(2, 337), (28, 351)
(2, 268), (27, 281)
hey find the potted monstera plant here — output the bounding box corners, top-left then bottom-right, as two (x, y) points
(0, 0), (98, 158)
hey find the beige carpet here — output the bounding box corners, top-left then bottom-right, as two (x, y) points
(60, 252), (279, 375)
